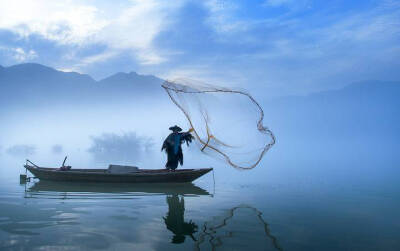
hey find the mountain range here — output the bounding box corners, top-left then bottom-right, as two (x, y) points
(266, 80), (400, 140)
(0, 63), (164, 107)
(0, 63), (399, 148)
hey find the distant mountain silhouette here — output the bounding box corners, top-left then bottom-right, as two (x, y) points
(98, 71), (164, 97)
(3, 63), (95, 82)
(0, 63), (398, 145)
(264, 80), (400, 145)
(99, 71), (161, 86)
(0, 63), (164, 107)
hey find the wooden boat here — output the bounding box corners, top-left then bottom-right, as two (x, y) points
(24, 164), (213, 183)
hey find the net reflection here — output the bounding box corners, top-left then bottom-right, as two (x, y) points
(195, 205), (283, 251)
(22, 182), (281, 250)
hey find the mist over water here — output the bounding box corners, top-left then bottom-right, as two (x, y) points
(0, 72), (399, 250)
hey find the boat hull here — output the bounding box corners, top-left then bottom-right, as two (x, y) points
(25, 165), (212, 183)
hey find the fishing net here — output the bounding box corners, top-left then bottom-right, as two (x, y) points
(162, 79), (275, 170)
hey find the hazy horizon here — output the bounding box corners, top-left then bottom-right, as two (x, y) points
(0, 1), (399, 250)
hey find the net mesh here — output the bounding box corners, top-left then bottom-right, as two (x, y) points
(162, 79), (275, 170)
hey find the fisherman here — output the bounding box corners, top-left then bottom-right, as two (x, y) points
(162, 125), (194, 171)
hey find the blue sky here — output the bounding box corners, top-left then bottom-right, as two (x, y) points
(0, 0), (399, 95)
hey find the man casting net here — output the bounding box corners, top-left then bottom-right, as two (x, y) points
(162, 79), (275, 170)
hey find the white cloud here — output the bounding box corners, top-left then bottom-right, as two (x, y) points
(13, 47), (37, 62)
(0, 0), (184, 66)
(204, 0), (249, 34)
(203, 0), (399, 89)
(0, 0), (107, 44)
(162, 63), (246, 88)
(319, 9), (400, 44)
(0, 46), (37, 62)
(78, 51), (118, 67)
(136, 50), (166, 65)
(0, 0), (398, 95)
(57, 67), (78, 73)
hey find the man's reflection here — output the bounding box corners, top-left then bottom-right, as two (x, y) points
(163, 195), (198, 244)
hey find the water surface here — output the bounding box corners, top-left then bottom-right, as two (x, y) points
(0, 147), (399, 250)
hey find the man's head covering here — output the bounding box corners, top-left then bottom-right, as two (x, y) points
(169, 125), (182, 132)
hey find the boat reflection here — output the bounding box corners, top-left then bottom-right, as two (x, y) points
(26, 180), (210, 199)
(2, 181), (209, 240)
(22, 182), (281, 250)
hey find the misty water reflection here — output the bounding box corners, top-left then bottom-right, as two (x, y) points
(3, 181), (283, 250)
(26, 181), (210, 198)
(2, 146), (397, 250)
(164, 195), (198, 244)
(27, 182), (204, 245)
(195, 205), (282, 251)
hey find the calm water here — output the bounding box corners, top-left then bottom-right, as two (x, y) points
(0, 141), (399, 250)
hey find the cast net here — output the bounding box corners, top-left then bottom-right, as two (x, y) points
(162, 79), (275, 170)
